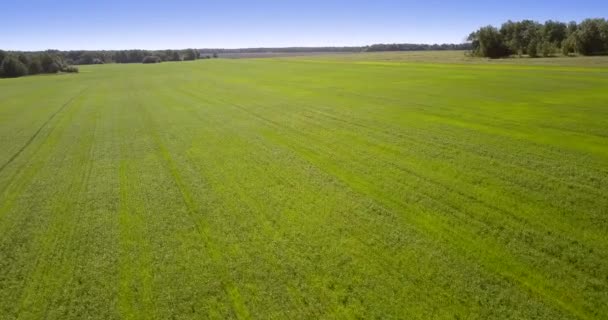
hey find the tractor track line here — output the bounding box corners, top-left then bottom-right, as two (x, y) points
(0, 87), (89, 175)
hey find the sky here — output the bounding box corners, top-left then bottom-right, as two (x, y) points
(2, 0), (607, 50)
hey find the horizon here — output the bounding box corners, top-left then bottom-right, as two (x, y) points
(2, 0), (607, 51)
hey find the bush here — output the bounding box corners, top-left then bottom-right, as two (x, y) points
(63, 66), (79, 73)
(47, 62), (60, 73)
(1, 56), (28, 78)
(142, 56), (162, 64)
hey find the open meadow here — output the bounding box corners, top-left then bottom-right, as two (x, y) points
(0, 53), (607, 319)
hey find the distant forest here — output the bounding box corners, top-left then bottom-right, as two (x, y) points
(469, 18), (608, 58)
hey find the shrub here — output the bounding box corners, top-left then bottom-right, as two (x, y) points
(47, 62), (60, 73)
(1, 56), (28, 78)
(63, 66), (79, 73)
(142, 56), (162, 64)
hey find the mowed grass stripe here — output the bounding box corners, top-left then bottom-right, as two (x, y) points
(131, 86), (251, 319)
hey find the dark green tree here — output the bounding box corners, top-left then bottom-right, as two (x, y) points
(575, 18), (608, 55)
(539, 40), (556, 57)
(527, 38), (539, 57)
(1, 56), (28, 78)
(172, 51), (181, 61)
(183, 48), (198, 60)
(17, 53), (30, 65)
(541, 20), (567, 46)
(28, 57), (43, 75)
(469, 26), (510, 58)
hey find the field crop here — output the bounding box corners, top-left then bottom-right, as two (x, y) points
(0, 55), (607, 319)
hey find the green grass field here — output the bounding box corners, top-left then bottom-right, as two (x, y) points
(0, 54), (607, 319)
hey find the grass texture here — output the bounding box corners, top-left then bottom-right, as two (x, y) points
(0, 55), (607, 319)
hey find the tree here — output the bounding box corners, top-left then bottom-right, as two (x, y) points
(1, 56), (28, 78)
(469, 26), (510, 58)
(183, 48), (198, 61)
(566, 21), (578, 37)
(562, 36), (577, 56)
(541, 20), (567, 47)
(40, 53), (59, 73)
(575, 18), (608, 55)
(172, 51), (182, 61)
(539, 40), (556, 57)
(562, 21), (579, 56)
(0, 50), (6, 63)
(47, 62), (60, 73)
(17, 53), (29, 65)
(527, 38), (539, 57)
(500, 20), (524, 55)
(28, 58), (43, 75)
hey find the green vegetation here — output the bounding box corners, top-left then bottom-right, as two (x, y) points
(142, 56), (162, 64)
(469, 18), (608, 58)
(0, 54), (607, 319)
(0, 50), (78, 78)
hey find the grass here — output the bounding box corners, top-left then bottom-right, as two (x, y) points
(0, 53), (607, 319)
(294, 50), (608, 67)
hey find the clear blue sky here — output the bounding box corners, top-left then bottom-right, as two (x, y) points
(2, 0), (607, 50)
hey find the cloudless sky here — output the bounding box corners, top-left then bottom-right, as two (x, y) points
(2, 0), (607, 50)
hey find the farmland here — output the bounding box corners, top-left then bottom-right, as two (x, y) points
(0, 54), (607, 319)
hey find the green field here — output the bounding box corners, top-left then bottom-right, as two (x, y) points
(0, 54), (607, 319)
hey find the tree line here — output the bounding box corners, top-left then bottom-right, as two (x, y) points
(0, 48), (215, 78)
(0, 50), (78, 78)
(199, 44), (471, 54)
(364, 43), (471, 52)
(61, 48), (211, 65)
(468, 18), (608, 58)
